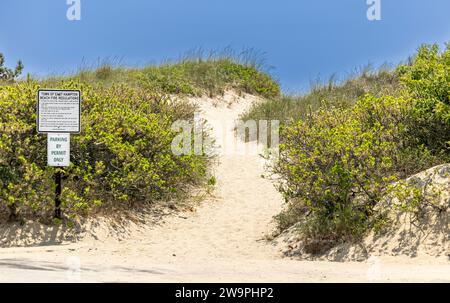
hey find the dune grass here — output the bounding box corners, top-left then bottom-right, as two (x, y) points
(241, 68), (400, 123)
(44, 55), (280, 99)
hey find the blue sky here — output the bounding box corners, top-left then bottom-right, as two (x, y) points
(1, 0), (449, 92)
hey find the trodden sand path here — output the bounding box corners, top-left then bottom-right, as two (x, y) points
(0, 92), (448, 282)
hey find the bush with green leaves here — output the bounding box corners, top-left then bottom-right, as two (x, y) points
(274, 94), (442, 252)
(397, 43), (450, 154)
(269, 43), (450, 253)
(0, 80), (209, 221)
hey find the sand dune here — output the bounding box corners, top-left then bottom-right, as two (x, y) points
(0, 91), (448, 282)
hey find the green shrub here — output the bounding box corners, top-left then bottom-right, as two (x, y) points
(274, 94), (441, 251)
(262, 43), (450, 254)
(397, 43), (450, 154)
(0, 81), (209, 221)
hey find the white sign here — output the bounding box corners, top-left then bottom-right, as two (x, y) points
(38, 89), (81, 133)
(48, 133), (70, 167)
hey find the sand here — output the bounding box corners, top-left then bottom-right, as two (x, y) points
(0, 91), (449, 282)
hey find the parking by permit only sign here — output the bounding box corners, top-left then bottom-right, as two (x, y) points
(47, 133), (70, 167)
(37, 89), (81, 133)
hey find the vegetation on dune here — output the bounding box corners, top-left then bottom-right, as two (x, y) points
(135, 59), (280, 98)
(47, 57), (280, 100)
(0, 52), (281, 223)
(1, 41), (448, 245)
(241, 68), (400, 123)
(397, 44), (450, 154)
(0, 80), (210, 222)
(275, 95), (443, 252)
(269, 43), (450, 253)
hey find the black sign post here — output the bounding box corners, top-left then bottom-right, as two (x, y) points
(54, 170), (63, 219)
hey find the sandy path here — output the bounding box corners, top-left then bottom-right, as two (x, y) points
(0, 92), (449, 282)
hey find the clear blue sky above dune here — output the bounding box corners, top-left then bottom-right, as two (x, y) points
(1, 0), (449, 92)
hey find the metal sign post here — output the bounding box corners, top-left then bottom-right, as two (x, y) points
(37, 89), (81, 219)
(54, 169), (63, 219)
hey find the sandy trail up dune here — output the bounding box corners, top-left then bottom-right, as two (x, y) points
(100, 91), (284, 263)
(0, 91), (448, 282)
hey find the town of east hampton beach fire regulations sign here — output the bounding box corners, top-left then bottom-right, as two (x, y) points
(37, 89), (81, 134)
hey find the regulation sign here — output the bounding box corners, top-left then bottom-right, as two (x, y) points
(47, 133), (70, 167)
(37, 89), (81, 133)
